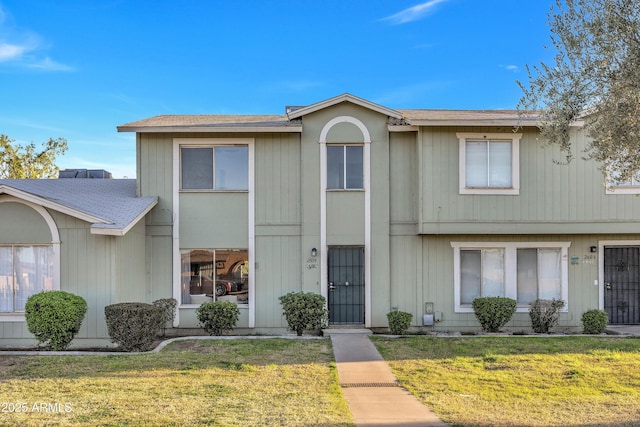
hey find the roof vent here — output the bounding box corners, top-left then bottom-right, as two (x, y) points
(58, 169), (112, 179)
(285, 106), (306, 114)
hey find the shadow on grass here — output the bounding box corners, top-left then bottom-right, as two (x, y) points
(0, 338), (337, 380)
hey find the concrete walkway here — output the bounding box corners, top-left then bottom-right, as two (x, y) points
(327, 330), (449, 427)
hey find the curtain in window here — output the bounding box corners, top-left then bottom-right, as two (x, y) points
(517, 249), (538, 304)
(465, 141), (488, 187)
(465, 140), (511, 188)
(538, 249), (561, 300)
(517, 248), (561, 303)
(460, 250), (481, 304)
(0, 247), (13, 312)
(483, 249), (505, 297)
(488, 141), (512, 187)
(0, 246), (53, 312)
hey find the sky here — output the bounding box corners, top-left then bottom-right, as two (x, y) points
(0, 0), (555, 179)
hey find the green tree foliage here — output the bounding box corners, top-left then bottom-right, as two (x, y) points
(0, 134), (68, 178)
(518, 0), (640, 181)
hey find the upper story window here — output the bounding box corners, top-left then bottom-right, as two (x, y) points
(452, 242), (569, 313)
(181, 145), (248, 191)
(327, 145), (363, 190)
(606, 170), (640, 194)
(457, 133), (521, 195)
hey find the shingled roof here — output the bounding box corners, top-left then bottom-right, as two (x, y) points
(0, 179), (157, 236)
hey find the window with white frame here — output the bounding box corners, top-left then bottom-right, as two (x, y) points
(180, 145), (248, 190)
(457, 133), (521, 195)
(180, 249), (249, 305)
(0, 245), (54, 313)
(327, 145), (363, 190)
(452, 242), (569, 312)
(606, 170), (640, 194)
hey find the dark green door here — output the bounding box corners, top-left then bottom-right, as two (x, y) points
(328, 246), (365, 324)
(604, 247), (640, 324)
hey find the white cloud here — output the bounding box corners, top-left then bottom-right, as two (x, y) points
(500, 64), (520, 73)
(0, 5), (73, 71)
(27, 56), (75, 71)
(381, 0), (450, 25)
(0, 42), (28, 61)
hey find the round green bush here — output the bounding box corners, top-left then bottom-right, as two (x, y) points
(196, 301), (240, 336)
(104, 302), (164, 351)
(25, 291), (87, 350)
(472, 297), (517, 332)
(279, 292), (328, 336)
(387, 310), (413, 335)
(581, 309), (608, 334)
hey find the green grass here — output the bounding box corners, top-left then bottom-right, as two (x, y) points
(372, 336), (640, 427)
(0, 338), (354, 427)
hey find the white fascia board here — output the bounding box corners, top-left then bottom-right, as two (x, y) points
(287, 93), (403, 120)
(90, 198), (158, 236)
(0, 185), (109, 225)
(117, 125), (302, 133)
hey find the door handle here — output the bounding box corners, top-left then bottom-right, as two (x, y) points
(329, 282), (336, 291)
(606, 282), (612, 290)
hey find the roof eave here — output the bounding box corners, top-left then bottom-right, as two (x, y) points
(405, 118), (585, 127)
(0, 186), (110, 225)
(117, 125), (302, 133)
(90, 197), (158, 236)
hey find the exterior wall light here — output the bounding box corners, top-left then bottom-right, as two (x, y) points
(311, 248), (318, 257)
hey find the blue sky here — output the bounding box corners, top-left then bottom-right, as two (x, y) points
(0, 0), (553, 178)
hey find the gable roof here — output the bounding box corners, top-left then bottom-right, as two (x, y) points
(117, 94), (555, 133)
(0, 179), (158, 236)
(286, 93), (403, 120)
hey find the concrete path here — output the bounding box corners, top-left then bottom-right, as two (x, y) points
(328, 330), (449, 427)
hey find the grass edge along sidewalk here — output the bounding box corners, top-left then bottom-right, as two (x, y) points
(0, 337), (355, 427)
(373, 335), (640, 427)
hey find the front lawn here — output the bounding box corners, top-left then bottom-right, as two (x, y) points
(373, 336), (640, 427)
(0, 338), (353, 427)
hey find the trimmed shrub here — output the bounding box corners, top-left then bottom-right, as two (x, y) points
(152, 298), (177, 336)
(104, 302), (164, 351)
(582, 309), (608, 334)
(196, 301), (240, 336)
(529, 299), (565, 333)
(279, 292), (328, 336)
(25, 291), (87, 350)
(387, 310), (413, 335)
(472, 297), (517, 332)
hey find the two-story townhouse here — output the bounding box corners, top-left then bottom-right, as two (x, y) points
(1, 93), (638, 347)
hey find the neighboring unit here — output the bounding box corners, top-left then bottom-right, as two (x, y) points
(1, 93), (638, 347)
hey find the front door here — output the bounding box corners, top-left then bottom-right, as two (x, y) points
(327, 246), (364, 324)
(604, 246), (640, 324)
